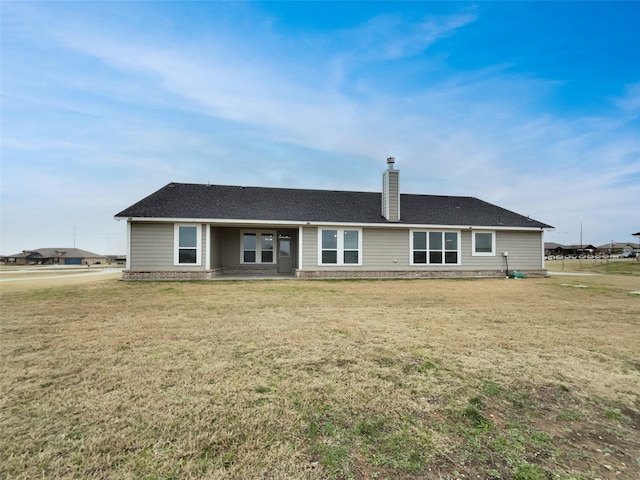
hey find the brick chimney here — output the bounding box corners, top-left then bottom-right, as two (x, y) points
(382, 157), (400, 222)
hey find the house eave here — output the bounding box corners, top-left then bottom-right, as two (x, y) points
(118, 216), (549, 231)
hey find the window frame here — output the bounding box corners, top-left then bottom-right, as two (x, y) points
(240, 230), (276, 264)
(410, 229), (461, 266)
(318, 228), (363, 266)
(174, 224), (202, 266)
(472, 230), (496, 256)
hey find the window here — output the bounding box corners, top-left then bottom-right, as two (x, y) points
(174, 224), (201, 265)
(319, 228), (362, 265)
(241, 231), (275, 264)
(243, 233), (257, 262)
(411, 230), (460, 265)
(473, 231), (495, 256)
(279, 236), (291, 257)
(261, 233), (274, 262)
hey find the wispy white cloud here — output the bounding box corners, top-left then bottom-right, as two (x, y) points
(1, 2), (638, 254)
(338, 8), (478, 61)
(613, 82), (640, 117)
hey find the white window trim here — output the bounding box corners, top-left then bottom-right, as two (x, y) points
(240, 230), (277, 264)
(317, 228), (363, 266)
(472, 230), (496, 257)
(409, 229), (461, 266)
(174, 224), (202, 266)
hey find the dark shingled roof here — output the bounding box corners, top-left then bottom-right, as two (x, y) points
(7, 248), (103, 258)
(115, 183), (552, 229)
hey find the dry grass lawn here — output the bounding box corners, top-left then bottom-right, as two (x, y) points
(1, 266), (639, 479)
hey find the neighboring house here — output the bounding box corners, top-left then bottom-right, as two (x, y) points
(595, 242), (637, 255)
(115, 158), (553, 280)
(544, 243), (597, 257)
(2, 248), (106, 265)
(105, 255), (127, 265)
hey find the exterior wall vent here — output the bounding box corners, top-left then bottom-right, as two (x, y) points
(382, 157), (400, 222)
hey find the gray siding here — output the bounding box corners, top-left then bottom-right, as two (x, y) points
(128, 222), (543, 276)
(220, 227), (242, 269)
(299, 227), (544, 272)
(210, 227), (223, 268)
(363, 228), (409, 269)
(382, 169), (400, 222)
(496, 231), (544, 270)
(300, 227), (318, 270)
(129, 223), (173, 270)
(129, 222), (208, 271)
(301, 227), (411, 272)
(460, 230), (542, 270)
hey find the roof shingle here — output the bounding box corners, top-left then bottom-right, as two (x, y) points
(115, 183), (552, 229)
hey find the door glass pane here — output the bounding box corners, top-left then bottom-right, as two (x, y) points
(279, 239), (290, 257)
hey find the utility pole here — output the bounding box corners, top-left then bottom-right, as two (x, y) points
(578, 222), (583, 268)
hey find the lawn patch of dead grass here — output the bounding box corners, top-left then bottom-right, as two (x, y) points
(1, 276), (639, 479)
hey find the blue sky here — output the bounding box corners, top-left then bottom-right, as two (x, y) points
(2, 1), (639, 255)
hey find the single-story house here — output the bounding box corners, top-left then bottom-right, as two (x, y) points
(2, 248), (106, 265)
(596, 242), (638, 255)
(631, 232), (640, 253)
(115, 158), (553, 280)
(544, 243), (597, 258)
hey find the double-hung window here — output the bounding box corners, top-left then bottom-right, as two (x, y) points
(319, 228), (362, 265)
(472, 231), (495, 256)
(411, 230), (460, 265)
(174, 224), (201, 265)
(241, 231), (275, 264)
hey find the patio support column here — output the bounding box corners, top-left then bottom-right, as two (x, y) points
(205, 224), (211, 271)
(298, 226), (303, 271)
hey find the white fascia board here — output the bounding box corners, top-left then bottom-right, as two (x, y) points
(123, 217), (547, 232)
(122, 217), (303, 226)
(311, 222), (547, 232)
(466, 225), (548, 232)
